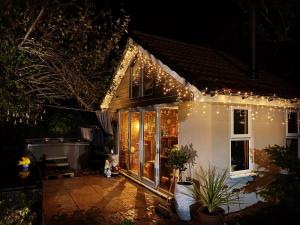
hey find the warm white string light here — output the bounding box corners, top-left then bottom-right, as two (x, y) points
(101, 40), (300, 124)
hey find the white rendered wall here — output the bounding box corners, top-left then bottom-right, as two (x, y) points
(252, 107), (286, 149)
(178, 101), (213, 171)
(178, 101), (287, 212)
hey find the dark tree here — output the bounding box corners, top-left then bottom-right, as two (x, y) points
(0, 0), (129, 122)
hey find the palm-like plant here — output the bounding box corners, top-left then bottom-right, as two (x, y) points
(194, 165), (239, 213)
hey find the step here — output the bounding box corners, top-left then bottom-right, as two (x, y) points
(46, 162), (70, 167)
(46, 156), (67, 161)
(45, 172), (74, 180)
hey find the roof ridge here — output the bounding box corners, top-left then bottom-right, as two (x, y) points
(131, 30), (211, 51)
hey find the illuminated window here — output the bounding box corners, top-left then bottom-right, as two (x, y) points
(230, 107), (252, 175)
(130, 58), (153, 98)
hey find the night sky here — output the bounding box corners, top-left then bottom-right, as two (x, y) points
(110, 0), (300, 83)
(123, 0), (242, 45)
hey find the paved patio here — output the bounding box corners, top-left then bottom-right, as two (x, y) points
(43, 174), (191, 225)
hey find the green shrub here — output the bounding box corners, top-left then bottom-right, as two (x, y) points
(245, 144), (300, 221)
(166, 147), (189, 182)
(261, 145), (300, 207)
(0, 194), (37, 225)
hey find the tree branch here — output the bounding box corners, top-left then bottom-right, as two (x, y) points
(19, 6), (45, 48)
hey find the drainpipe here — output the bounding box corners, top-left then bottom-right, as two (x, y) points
(249, 1), (257, 79)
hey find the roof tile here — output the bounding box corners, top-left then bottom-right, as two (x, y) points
(131, 31), (299, 98)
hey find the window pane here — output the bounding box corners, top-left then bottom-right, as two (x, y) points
(131, 59), (141, 98)
(288, 112), (298, 134)
(234, 109), (248, 135)
(143, 111), (156, 181)
(231, 140), (249, 171)
(130, 112), (140, 175)
(160, 108), (178, 191)
(143, 64), (154, 96)
(286, 138), (298, 158)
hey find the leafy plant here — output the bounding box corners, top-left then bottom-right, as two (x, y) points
(166, 144), (198, 182)
(244, 144), (300, 215)
(193, 165), (239, 213)
(181, 144), (198, 179)
(166, 146), (189, 183)
(0, 194), (37, 225)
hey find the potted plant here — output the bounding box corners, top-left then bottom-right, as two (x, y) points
(193, 165), (239, 225)
(181, 143), (198, 182)
(166, 145), (196, 221)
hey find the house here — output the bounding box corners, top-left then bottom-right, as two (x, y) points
(100, 32), (300, 211)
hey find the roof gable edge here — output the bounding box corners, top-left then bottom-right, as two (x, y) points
(100, 38), (138, 109)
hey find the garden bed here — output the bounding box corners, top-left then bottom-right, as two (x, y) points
(0, 163), (43, 225)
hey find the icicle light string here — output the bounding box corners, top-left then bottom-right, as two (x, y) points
(4, 104), (97, 126)
(134, 47), (299, 124)
(5, 107), (44, 126)
(136, 48), (300, 109)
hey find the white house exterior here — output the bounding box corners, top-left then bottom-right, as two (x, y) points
(101, 32), (300, 212)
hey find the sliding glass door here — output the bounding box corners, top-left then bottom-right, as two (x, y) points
(129, 112), (140, 175)
(142, 111), (156, 184)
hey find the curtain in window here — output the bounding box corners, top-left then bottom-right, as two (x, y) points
(95, 110), (113, 136)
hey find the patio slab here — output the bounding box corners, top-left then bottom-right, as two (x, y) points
(43, 174), (194, 225)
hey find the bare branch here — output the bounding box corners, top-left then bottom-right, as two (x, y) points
(19, 7), (45, 47)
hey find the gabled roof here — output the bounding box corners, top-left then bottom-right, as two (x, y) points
(130, 31), (299, 99)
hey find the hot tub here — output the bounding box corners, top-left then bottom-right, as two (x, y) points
(26, 138), (90, 170)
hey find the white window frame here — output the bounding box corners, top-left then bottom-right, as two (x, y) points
(129, 61), (142, 99)
(285, 110), (300, 158)
(129, 58), (154, 99)
(286, 110), (299, 137)
(230, 106), (253, 177)
(230, 107), (252, 138)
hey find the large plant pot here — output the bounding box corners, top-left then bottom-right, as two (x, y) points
(174, 182), (196, 221)
(197, 207), (225, 225)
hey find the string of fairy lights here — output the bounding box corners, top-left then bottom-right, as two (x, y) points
(184, 101), (298, 125)
(6, 41), (299, 126)
(137, 48), (192, 99)
(5, 108), (45, 126)
(134, 46), (300, 124)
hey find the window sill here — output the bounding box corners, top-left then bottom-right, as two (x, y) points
(230, 171), (256, 179)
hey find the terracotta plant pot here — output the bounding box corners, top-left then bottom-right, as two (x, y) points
(197, 207), (225, 225)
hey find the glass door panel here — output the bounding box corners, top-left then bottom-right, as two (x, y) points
(119, 111), (129, 170)
(159, 108), (178, 191)
(129, 112), (140, 175)
(142, 111), (156, 182)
